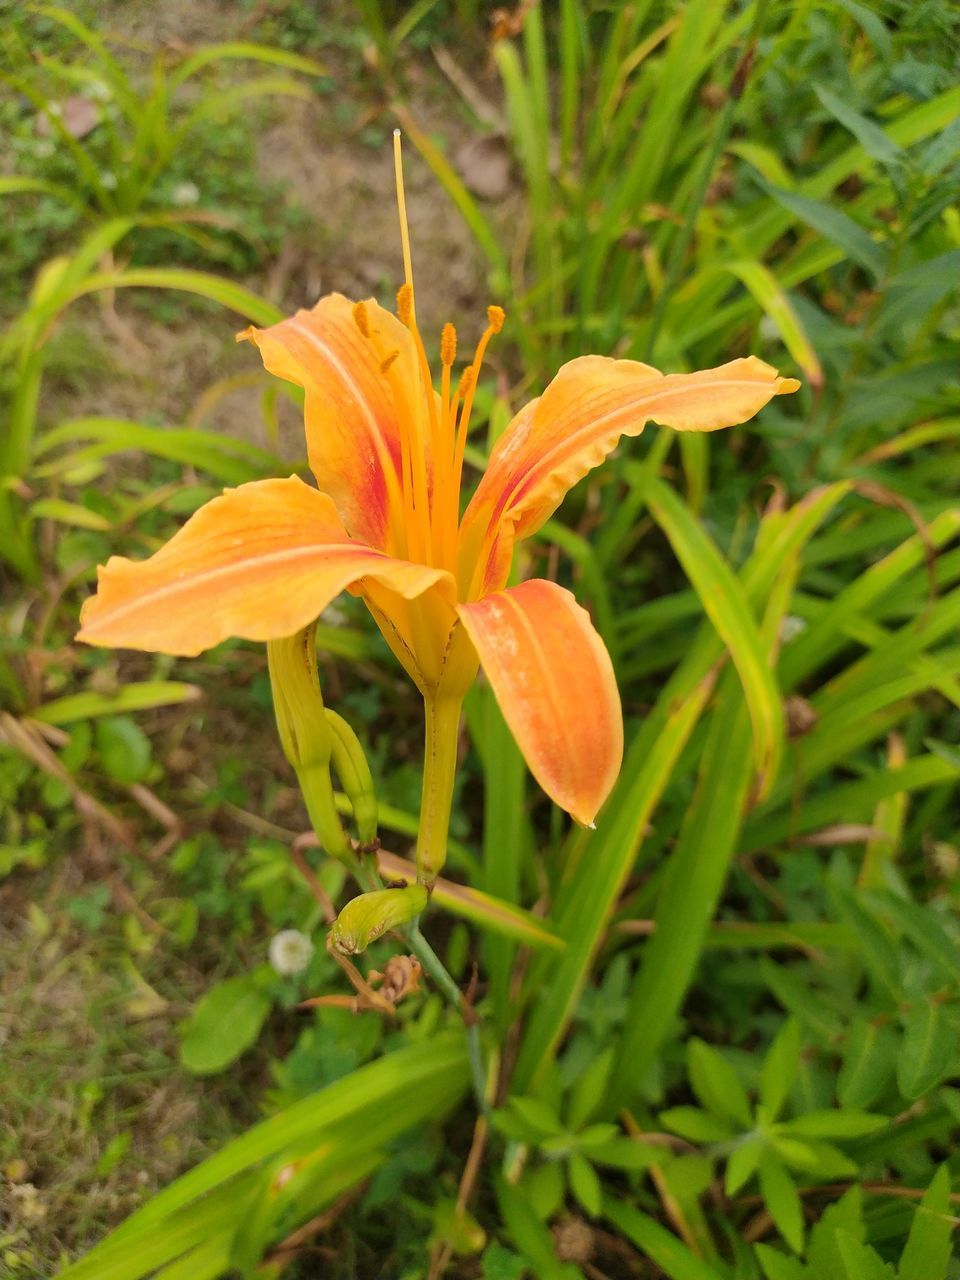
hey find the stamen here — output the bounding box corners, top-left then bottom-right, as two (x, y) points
(352, 301), (370, 338)
(396, 284), (414, 327)
(380, 350), (400, 374)
(486, 305), (506, 334)
(440, 323), (457, 367)
(448, 307), (504, 548)
(457, 366), (475, 396)
(393, 131), (415, 307)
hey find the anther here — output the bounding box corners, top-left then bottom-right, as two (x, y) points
(352, 301), (370, 338)
(396, 283), (414, 327)
(486, 305), (506, 334)
(440, 323), (457, 367)
(380, 350), (400, 374)
(458, 366), (475, 395)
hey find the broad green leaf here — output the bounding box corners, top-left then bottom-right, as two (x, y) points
(28, 498), (112, 531)
(94, 716), (152, 784)
(897, 1002), (959, 1100)
(689, 1038), (753, 1128)
(34, 682), (201, 726)
(567, 1047), (614, 1131)
(807, 1185), (866, 1278)
(781, 1110), (887, 1138)
(755, 181), (887, 282)
(661, 1107), (736, 1145)
(813, 85), (903, 166)
(759, 1154), (804, 1254)
(754, 1243), (808, 1280)
(726, 1136), (765, 1196)
(180, 975), (270, 1075)
(568, 1151), (602, 1217)
(838, 1017), (898, 1109)
(760, 1018), (802, 1121)
(898, 1165), (955, 1280)
(836, 1231), (896, 1280)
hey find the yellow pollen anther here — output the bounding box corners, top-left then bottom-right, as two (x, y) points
(352, 301), (370, 338)
(440, 323), (457, 367)
(486, 305), (506, 334)
(396, 283), (414, 327)
(458, 366), (475, 395)
(380, 350), (400, 374)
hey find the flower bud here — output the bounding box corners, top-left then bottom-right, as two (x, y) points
(325, 709), (378, 845)
(330, 885), (429, 955)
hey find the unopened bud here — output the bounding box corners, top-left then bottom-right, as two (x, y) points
(330, 885), (429, 955)
(325, 709), (378, 845)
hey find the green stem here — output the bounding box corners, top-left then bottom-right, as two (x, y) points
(416, 693), (463, 882)
(408, 922), (487, 1113)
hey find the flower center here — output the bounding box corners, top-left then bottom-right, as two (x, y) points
(349, 131), (504, 577)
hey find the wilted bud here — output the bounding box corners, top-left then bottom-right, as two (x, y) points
(330, 885), (429, 955)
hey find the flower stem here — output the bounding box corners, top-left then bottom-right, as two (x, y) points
(416, 694), (462, 883)
(407, 922), (487, 1114)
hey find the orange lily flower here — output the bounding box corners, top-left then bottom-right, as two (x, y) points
(78, 141), (799, 878)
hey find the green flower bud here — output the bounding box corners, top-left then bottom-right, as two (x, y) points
(330, 885), (429, 955)
(325, 709), (378, 845)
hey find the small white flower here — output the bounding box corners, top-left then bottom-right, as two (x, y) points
(101, 171), (117, 190)
(269, 929), (314, 976)
(89, 79), (112, 102)
(780, 614), (807, 644)
(758, 315), (779, 343)
(33, 139), (55, 159)
(171, 180), (200, 207)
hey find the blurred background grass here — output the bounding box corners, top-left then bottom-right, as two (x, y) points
(1, 1), (959, 1277)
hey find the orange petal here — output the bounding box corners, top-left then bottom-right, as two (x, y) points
(457, 580), (622, 825)
(77, 476), (452, 656)
(460, 355), (800, 593)
(240, 294), (423, 550)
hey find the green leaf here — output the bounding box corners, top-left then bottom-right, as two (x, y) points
(758, 181), (888, 281)
(754, 1243), (808, 1280)
(838, 1017), (898, 1109)
(726, 1136), (765, 1196)
(689, 1039), (752, 1129)
(897, 1002), (959, 1100)
(760, 1018), (802, 1121)
(813, 85), (903, 166)
(567, 1048), (613, 1131)
(568, 1151), (602, 1217)
(646, 476), (785, 790)
(35, 682), (201, 726)
(898, 1165), (955, 1280)
(759, 1154), (804, 1254)
(661, 1107), (736, 1144)
(807, 1185), (866, 1278)
(605, 1199), (727, 1279)
(94, 716), (152, 784)
(781, 1110), (887, 1139)
(505, 1097), (565, 1140)
(836, 1231), (896, 1280)
(179, 975), (270, 1075)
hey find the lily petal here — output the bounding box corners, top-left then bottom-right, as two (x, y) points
(457, 579), (622, 825)
(77, 477), (452, 656)
(460, 355), (800, 593)
(240, 294), (422, 550)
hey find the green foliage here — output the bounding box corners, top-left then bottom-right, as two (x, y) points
(3, 1), (959, 1277)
